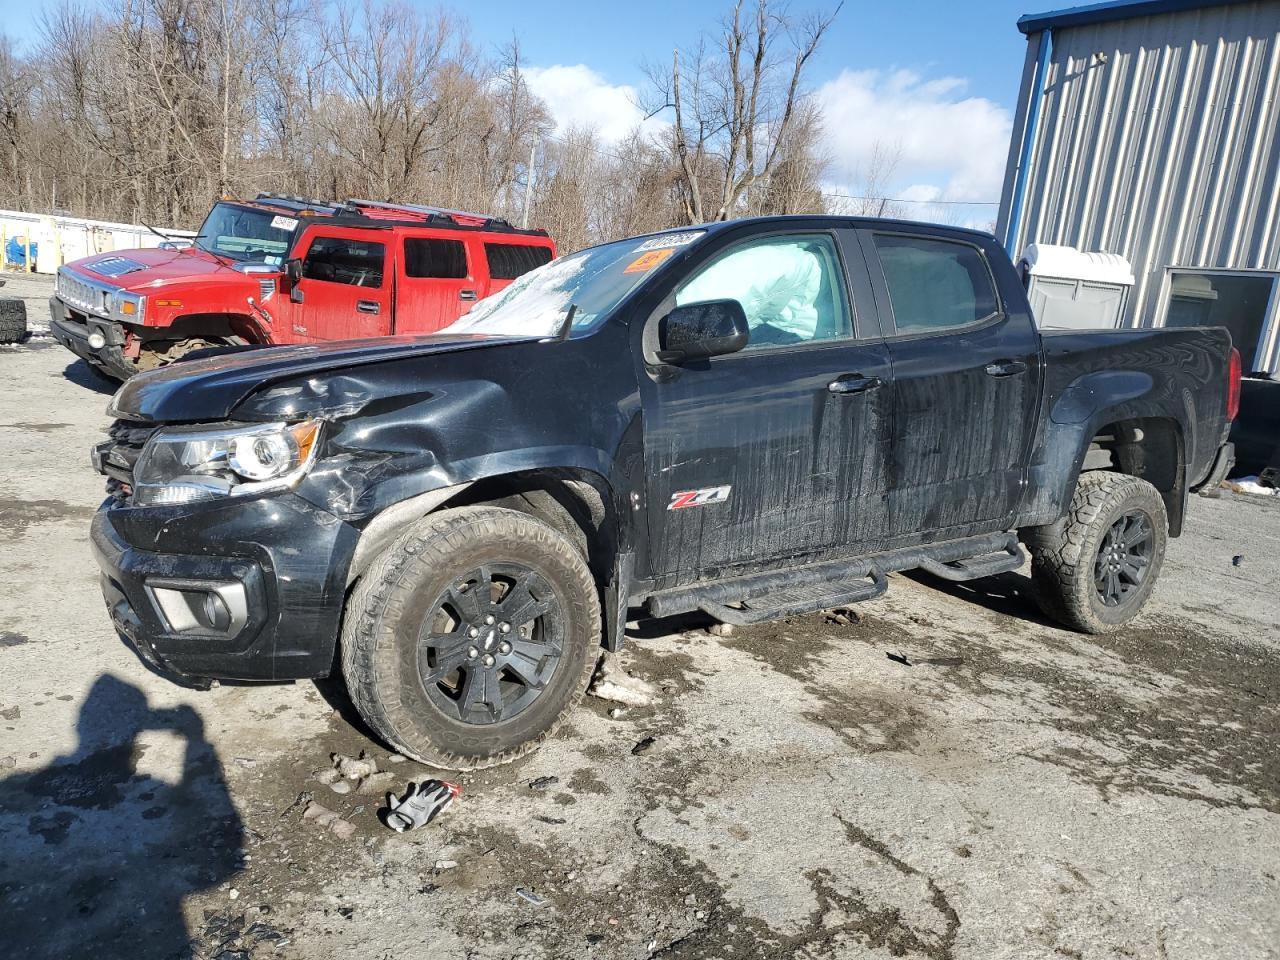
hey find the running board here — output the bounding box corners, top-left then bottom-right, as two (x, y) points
(700, 570), (888, 625)
(645, 532), (1021, 620)
(916, 538), (1024, 581)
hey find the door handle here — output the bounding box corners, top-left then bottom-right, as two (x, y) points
(985, 359), (1027, 378)
(828, 374), (883, 395)
(459, 289), (477, 301)
(356, 300), (380, 315)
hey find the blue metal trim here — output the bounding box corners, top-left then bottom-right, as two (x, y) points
(1018, 0), (1251, 35)
(1005, 29), (1054, 258)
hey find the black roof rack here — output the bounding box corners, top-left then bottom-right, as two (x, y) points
(247, 192), (549, 237)
(253, 193), (358, 215)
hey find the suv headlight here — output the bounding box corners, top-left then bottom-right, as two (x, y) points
(132, 420), (322, 506)
(112, 291), (145, 321)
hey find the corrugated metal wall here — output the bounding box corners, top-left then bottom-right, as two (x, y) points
(1000, 1), (1280, 330)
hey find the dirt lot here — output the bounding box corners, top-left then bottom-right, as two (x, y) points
(1, 284), (1278, 960)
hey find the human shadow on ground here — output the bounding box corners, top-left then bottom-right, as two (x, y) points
(0, 674), (243, 960)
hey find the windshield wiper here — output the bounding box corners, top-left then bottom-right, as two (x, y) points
(142, 221), (179, 242)
(556, 303), (578, 342)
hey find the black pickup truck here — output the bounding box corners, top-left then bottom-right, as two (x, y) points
(90, 216), (1240, 769)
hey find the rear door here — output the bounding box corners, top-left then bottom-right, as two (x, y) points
(292, 229), (391, 341)
(395, 232), (477, 335)
(639, 226), (894, 585)
(858, 228), (1041, 539)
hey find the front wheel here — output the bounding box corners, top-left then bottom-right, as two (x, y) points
(1022, 472), (1168, 634)
(340, 506), (601, 769)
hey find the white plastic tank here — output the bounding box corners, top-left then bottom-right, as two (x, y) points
(1018, 243), (1135, 330)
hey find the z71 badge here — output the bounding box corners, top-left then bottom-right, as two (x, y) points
(667, 485), (732, 510)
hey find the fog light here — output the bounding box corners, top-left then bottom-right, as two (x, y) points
(149, 581), (248, 636)
(88, 331), (106, 349)
(202, 592), (231, 631)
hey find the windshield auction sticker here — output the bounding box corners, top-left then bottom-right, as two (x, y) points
(270, 215), (299, 231)
(624, 249), (676, 273)
(634, 231), (704, 252)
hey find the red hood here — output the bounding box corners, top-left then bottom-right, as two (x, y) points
(69, 246), (270, 290)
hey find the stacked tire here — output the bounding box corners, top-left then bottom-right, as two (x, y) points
(0, 299), (27, 344)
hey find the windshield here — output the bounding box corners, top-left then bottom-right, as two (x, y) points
(195, 202), (297, 264)
(447, 230), (706, 338)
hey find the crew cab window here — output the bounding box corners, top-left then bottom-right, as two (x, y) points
(302, 237), (385, 287)
(873, 234), (998, 334)
(405, 238), (468, 279)
(675, 234), (851, 350)
(486, 243), (554, 280)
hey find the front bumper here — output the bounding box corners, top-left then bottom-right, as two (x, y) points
(48, 297), (132, 380)
(91, 492), (359, 683)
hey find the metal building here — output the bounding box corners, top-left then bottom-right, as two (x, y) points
(997, 0), (1280, 377)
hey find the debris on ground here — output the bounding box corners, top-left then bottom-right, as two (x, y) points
(1224, 476), (1280, 497)
(279, 790), (313, 819)
(330, 781), (353, 795)
(386, 753), (408, 763)
(824, 607), (861, 626)
(706, 622), (734, 637)
(528, 775), (560, 791)
(588, 654), (657, 707)
(887, 652), (964, 668)
(312, 767), (341, 785)
(332, 752), (378, 780)
(535, 815), (567, 825)
(357, 770), (398, 794)
(301, 801), (357, 839)
(0, 756), (14, 770)
(383, 779), (460, 833)
(434, 859), (458, 871)
(1233, 555), (1244, 566)
(608, 707), (628, 720)
(631, 735), (657, 756)
(515, 887), (549, 908)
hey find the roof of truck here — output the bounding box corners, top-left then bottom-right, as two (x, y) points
(235, 194), (551, 238)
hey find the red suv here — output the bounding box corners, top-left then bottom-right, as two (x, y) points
(49, 195), (556, 380)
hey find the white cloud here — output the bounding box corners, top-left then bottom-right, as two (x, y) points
(816, 68), (1013, 207)
(523, 64), (666, 145)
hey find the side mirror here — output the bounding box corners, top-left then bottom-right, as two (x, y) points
(656, 299), (749, 364)
(283, 258), (304, 303)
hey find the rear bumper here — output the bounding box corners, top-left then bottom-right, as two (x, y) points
(91, 493), (359, 683)
(48, 297), (132, 379)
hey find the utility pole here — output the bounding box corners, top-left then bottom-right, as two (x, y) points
(521, 140), (537, 229)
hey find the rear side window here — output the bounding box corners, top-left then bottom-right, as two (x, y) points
(302, 237), (384, 287)
(485, 243), (553, 280)
(404, 238), (469, 279)
(873, 234), (999, 334)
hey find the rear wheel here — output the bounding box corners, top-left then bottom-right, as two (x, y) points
(1022, 471), (1168, 634)
(340, 506), (600, 769)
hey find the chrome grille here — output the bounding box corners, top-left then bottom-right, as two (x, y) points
(57, 268), (115, 316)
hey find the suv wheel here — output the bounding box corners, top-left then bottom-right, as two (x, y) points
(341, 506), (600, 769)
(1022, 471), (1168, 634)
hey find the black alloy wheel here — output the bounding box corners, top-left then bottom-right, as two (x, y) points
(1092, 510), (1154, 608)
(417, 563), (564, 725)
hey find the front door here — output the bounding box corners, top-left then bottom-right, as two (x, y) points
(859, 228), (1042, 539)
(289, 229), (392, 341)
(640, 228), (894, 586)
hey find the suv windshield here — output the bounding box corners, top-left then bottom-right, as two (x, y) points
(195, 202), (297, 264)
(447, 231), (705, 338)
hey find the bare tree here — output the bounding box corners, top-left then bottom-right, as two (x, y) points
(646, 0), (840, 223)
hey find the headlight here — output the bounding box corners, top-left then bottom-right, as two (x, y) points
(132, 420), (322, 506)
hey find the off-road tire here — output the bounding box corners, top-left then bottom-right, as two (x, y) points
(340, 506), (600, 770)
(1022, 471), (1168, 634)
(0, 298), (27, 344)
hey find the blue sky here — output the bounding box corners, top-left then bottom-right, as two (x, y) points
(3, 0), (1044, 214)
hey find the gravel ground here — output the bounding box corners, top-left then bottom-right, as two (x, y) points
(0, 337), (1277, 960)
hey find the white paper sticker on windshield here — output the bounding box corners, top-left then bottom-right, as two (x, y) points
(270, 215), (299, 231)
(634, 231), (704, 252)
